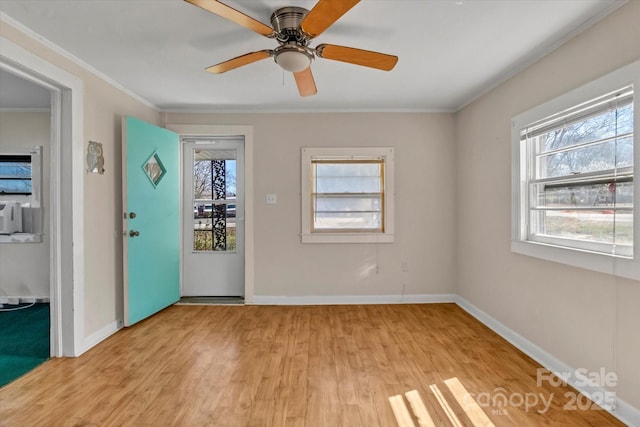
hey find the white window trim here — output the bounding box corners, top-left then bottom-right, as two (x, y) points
(511, 59), (640, 280)
(301, 147), (395, 244)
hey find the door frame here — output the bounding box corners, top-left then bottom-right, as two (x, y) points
(0, 36), (85, 356)
(166, 124), (254, 302)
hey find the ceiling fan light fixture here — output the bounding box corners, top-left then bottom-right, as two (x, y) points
(274, 46), (313, 73)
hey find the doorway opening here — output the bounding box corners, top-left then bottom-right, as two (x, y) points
(1, 36), (84, 357)
(167, 123), (255, 303)
(0, 71), (52, 383)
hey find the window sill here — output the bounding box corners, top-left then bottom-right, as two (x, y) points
(511, 240), (639, 280)
(302, 233), (395, 244)
(0, 233), (43, 243)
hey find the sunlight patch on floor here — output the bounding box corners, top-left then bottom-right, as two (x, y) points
(389, 378), (495, 427)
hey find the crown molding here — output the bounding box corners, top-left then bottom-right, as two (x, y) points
(0, 12), (159, 111)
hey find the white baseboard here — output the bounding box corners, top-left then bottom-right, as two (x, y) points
(251, 293), (457, 306)
(454, 295), (640, 427)
(617, 399), (640, 427)
(82, 320), (121, 354)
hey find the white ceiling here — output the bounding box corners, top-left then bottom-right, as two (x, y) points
(0, 0), (624, 112)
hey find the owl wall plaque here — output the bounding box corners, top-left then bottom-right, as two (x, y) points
(86, 140), (105, 174)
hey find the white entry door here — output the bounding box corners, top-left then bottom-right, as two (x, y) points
(182, 137), (244, 296)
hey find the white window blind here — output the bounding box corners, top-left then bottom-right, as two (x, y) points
(311, 159), (384, 233)
(520, 86), (634, 257)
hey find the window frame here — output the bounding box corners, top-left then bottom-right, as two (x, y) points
(301, 147), (395, 244)
(0, 146), (43, 243)
(524, 87), (633, 256)
(511, 60), (640, 280)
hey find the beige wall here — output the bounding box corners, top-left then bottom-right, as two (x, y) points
(0, 112), (50, 297)
(82, 77), (159, 335)
(166, 112), (457, 298)
(455, 1), (640, 409)
(1, 22), (160, 336)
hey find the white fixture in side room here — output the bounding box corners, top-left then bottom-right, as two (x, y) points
(0, 201), (22, 234)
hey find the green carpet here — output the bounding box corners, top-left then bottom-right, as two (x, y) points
(0, 303), (49, 388)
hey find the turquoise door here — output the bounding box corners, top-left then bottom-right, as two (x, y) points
(122, 116), (180, 326)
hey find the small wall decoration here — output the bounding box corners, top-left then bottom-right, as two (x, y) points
(86, 141), (105, 174)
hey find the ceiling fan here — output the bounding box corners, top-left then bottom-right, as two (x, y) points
(184, 0), (398, 97)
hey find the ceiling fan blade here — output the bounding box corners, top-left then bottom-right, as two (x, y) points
(300, 0), (360, 39)
(185, 0), (275, 38)
(206, 50), (272, 74)
(294, 67), (318, 97)
(315, 44), (398, 71)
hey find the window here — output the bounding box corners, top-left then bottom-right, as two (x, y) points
(301, 147), (394, 243)
(0, 154), (32, 195)
(0, 147), (43, 242)
(312, 160), (384, 232)
(511, 60), (640, 279)
(0, 147), (41, 205)
(522, 87), (633, 256)
(191, 149), (237, 252)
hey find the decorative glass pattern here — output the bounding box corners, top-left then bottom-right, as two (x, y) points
(211, 160), (227, 250)
(143, 152), (166, 187)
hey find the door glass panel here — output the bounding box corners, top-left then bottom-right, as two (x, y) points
(142, 151), (166, 187)
(192, 148), (237, 252)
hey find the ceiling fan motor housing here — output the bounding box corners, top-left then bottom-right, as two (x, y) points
(270, 6), (310, 44)
(270, 6), (314, 72)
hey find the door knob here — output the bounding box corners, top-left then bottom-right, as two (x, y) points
(129, 212), (136, 219)
(129, 230), (140, 237)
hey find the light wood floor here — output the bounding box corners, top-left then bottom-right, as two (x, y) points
(0, 304), (624, 426)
